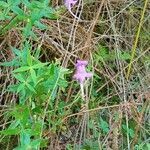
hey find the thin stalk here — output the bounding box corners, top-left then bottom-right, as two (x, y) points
(80, 83), (85, 101)
(126, 0), (148, 80)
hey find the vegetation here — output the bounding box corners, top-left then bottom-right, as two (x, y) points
(0, 0), (149, 149)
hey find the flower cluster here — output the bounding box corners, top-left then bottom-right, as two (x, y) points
(73, 60), (92, 84)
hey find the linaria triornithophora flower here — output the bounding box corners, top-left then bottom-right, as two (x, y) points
(73, 60), (92, 84)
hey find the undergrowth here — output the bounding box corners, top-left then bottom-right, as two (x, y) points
(0, 0), (150, 150)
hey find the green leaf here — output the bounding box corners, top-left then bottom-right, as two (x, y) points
(26, 83), (36, 93)
(0, 1), (8, 8)
(0, 128), (20, 135)
(23, 22), (32, 38)
(30, 139), (41, 149)
(122, 124), (134, 138)
(34, 20), (48, 30)
(13, 66), (30, 73)
(32, 62), (49, 69)
(13, 146), (27, 150)
(27, 48), (32, 66)
(120, 52), (131, 60)
(20, 130), (31, 146)
(99, 118), (109, 133)
(0, 59), (20, 67)
(11, 105), (30, 124)
(1, 16), (19, 34)
(30, 10), (42, 24)
(58, 80), (68, 88)
(31, 122), (42, 136)
(13, 74), (25, 82)
(30, 69), (37, 84)
(22, 0), (30, 7)
(11, 6), (25, 18)
(9, 120), (20, 129)
(7, 84), (19, 92)
(12, 47), (22, 57)
(17, 83), (25, 93)
(147, 144), (150, 149)
(34, 46), (41, 59)
(19, 90), (26, 104)
(7, 0), (21, 6)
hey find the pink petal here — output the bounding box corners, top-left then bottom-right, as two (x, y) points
(64, 0), (79, 19)
(73, 60), (92, 83)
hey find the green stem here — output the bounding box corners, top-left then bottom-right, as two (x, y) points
(126, 0), (148, 80)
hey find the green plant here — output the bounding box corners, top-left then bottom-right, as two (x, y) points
(0, 43), (70, 149)
(0, 0), (149, 149)
(0, 0), (63, 37)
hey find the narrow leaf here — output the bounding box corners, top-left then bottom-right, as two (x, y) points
(13, 66), (30, 73)
(26, 83), (36, 93)
(30, 69), (37, 84)
(17, 83), (25, 93)
(0, 128), (20, 135)
(13, 74), (25, 82)
(32, 62), (49, 69)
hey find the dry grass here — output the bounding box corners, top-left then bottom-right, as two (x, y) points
(0, 0), (150, 149)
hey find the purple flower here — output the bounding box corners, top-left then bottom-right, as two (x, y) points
(64, 0), (79, 19)
(64, 0), (78, 8)
(73, 60), (92, 83)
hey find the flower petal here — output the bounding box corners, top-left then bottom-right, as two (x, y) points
(64, 0), (79, 19)
(73, 60), (92, 83)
